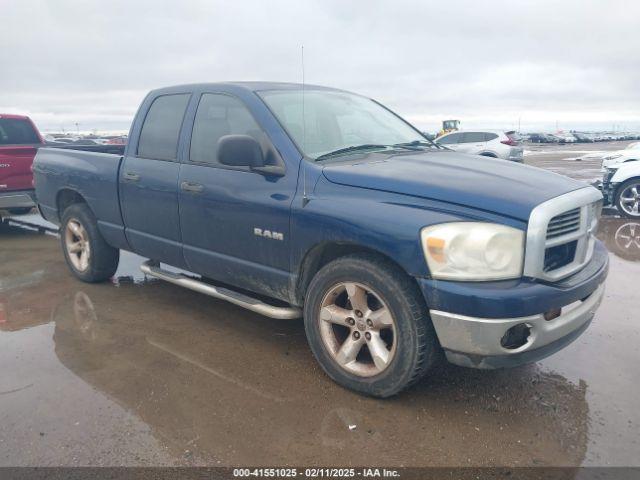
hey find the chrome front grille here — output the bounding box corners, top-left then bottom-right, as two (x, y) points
(546, 207), (581, 240)
(524, 188), (603, 281)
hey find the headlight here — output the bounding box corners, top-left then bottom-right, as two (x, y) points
(421, 222), (524, 281)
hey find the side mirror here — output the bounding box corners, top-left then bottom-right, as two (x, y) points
(217, 135), (265, 168)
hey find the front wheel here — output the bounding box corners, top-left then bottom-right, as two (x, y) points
(60, 203), (120, 282)
(615, 178), (640, 218)
(303, 254), (440, 397)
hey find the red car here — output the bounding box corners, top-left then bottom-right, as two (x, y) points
(0, 114), (44, 215)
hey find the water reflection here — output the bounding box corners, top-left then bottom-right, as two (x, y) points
(597, 217), (640, 262)
(1, 220), (592, 467)
(46, 284), (590, 466)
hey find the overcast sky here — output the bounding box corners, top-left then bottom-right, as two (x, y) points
(2, 0), (639, 134)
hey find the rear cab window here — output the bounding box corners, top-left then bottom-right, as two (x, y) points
(137, 94), (190, 160)
(0, 118), (40, 145)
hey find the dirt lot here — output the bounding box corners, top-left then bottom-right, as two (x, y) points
(0, 141), (638, 467)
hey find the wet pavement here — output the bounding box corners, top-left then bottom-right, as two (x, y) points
(1, 142), (639, 467)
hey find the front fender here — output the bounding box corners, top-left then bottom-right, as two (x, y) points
(291, 177), (527, 279)
(611, 163), (640, 184)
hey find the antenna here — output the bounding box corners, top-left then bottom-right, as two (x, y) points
(302, 45), (306, 152)
(301, 45), (309, 206)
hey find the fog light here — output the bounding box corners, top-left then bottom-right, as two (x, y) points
(544, 308), (561, 321)
(500, 323), (532, 350)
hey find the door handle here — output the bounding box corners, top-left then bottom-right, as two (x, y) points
(123, 172), (141, 182)
(181, 181), (204, 193)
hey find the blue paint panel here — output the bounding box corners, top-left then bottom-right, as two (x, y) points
(322, 151), (586, 221)
(119, 156), (186, 268)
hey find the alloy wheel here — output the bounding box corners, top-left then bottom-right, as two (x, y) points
(318, 282), (397, 377)
(619, 184), (640, 217)
(65, 219), (91, 272)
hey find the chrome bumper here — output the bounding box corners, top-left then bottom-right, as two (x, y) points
(430, 283), (605, 369)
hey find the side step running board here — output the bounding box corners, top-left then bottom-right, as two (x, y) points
(140, 260), (302, 320)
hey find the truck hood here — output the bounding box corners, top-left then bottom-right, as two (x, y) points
(321, 151), (586, 221)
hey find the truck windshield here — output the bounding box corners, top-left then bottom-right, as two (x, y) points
(259, 89), (430, 160)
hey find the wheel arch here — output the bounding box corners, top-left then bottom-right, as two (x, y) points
(294, 241), (418, 305)
(56, 188), (89, 217)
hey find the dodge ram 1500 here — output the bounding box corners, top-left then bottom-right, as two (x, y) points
(33, 83), (608, 397)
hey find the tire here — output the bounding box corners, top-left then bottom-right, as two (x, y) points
(303, 253), (440, 398)
(60, 203), (120, 282)
(615, 178), (640, 218)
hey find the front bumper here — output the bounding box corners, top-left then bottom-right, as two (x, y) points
(430, 283), (604, 368)
(418, 240), (609, 369)
(0, 190), (36, 210)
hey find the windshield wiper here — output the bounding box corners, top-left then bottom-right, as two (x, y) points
(314, 144), (388, 161)
(393, 140), (442, 150)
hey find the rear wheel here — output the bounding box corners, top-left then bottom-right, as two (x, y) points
(615, 178), (640, 218)
(303, 253), (440, 397)
(60, 203), (120, 282)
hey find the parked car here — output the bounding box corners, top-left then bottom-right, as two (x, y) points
(602, 161), (640, 218)
(105, 136), (127, 145)
(527, 133), (557, 144)
(572, 132), (594, 143)
(0, 113), (44, 215)
(33, 82), (608, 397)
(553, 133), (577, 144)
(435, 130), (523, 162)
(46, 137), (75, 144)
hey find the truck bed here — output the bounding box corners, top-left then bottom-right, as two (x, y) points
(33, 147), (124, 232)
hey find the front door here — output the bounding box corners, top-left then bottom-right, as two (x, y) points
(120, 93), (191, 268)
(178, 93), (296, 301)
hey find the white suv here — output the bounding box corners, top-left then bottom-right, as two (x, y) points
(435, 130), (524, 162)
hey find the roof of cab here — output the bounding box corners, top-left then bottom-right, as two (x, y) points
(0, 113), (31, 120)
(149, 81), (346, 95)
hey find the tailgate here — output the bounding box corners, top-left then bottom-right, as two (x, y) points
(0, 145), (38, 192)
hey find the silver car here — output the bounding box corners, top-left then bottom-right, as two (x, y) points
(436, 130), (524, 162)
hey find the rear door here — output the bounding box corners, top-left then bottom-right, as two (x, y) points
(178, 92), (296, 300)
(119, 93), (191, 268)
(0, 116), (42, 192)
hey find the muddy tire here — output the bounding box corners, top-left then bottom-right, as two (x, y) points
(60, 203), (119, 283)
(303, 253), (440, 398)
(615, 178), (640, 218)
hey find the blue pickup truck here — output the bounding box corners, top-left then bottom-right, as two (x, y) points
(33, 83), (608, 397)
